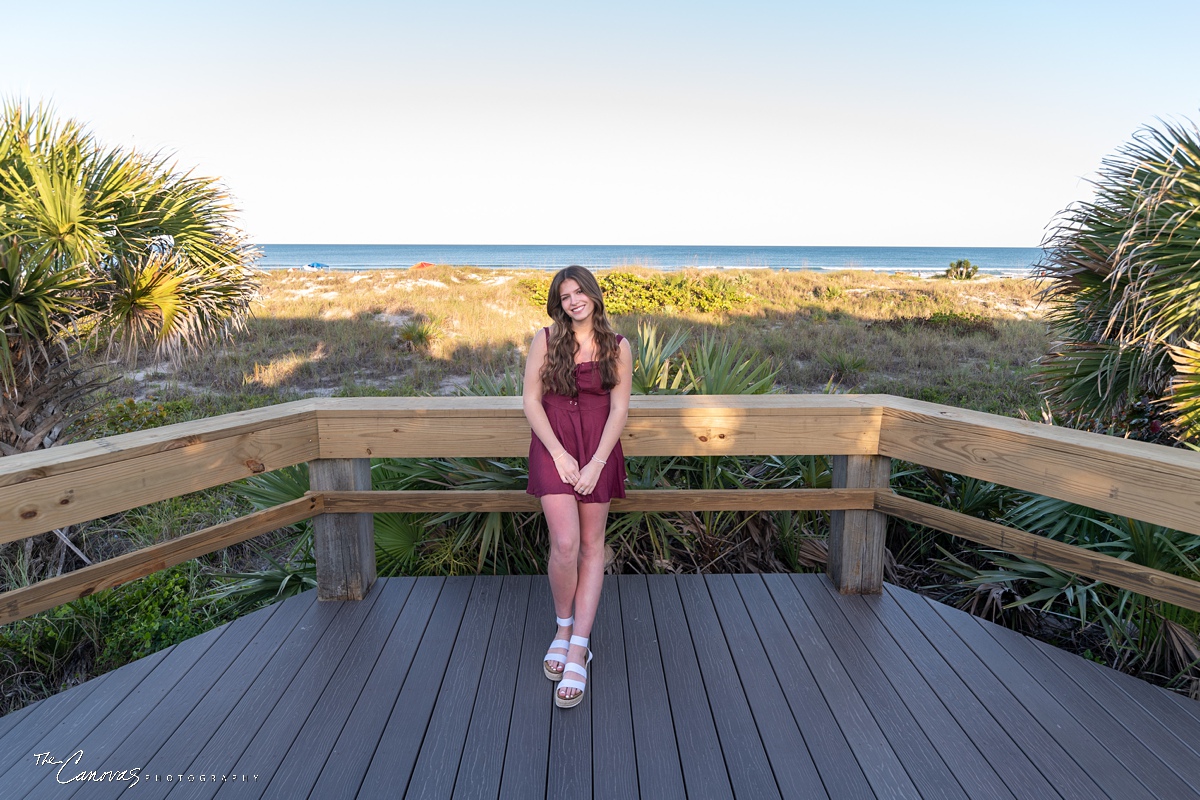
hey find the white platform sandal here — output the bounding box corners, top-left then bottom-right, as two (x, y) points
(555, 635), (593, 708)
(544, 615), (574, 681)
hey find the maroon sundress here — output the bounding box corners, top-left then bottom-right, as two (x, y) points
(527, 334), (627, 504)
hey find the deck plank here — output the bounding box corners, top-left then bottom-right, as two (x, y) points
(62, 599), (281, 800)
(857, 583), (1061, 799)
(547, 597), (592, 800)
(255, 578), (416, 798)
(0, 670), (114, 771)
(4, 647), (174, 797)
(308, 577), (444, 797)
(755, 574), (932, 799)
(704, 574), (831, 797)
(675, 575), (782, 800)
(912, 592), (1156, 800)
(1028, 637), (1200, 783)
(646, 575), (733, 800)
(887, 585), (1110, 799)
(589, 573), (638, 800)
(451, 576), (531, 800)
(620, 574), (686, 799)
(125, 591), (315, 796)
(498, 576), (553, 800)
(0, 699), (35, 740)
(3, 574), (1197, 799)
(407, 577), (505, 798)
(966, 605), (1200, 798)
(715, 573), (875, 798)
(1162, 687), (1200, 724)
(801, 575), (1009, 800)
(175, 585), (387, 799)
(356, 576), (475, 797)
(1058, 642), (1200, 751)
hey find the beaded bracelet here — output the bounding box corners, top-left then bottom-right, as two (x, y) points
(592, 456), (607, 466)
(552, 452), (568, 462)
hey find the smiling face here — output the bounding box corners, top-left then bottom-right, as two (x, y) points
(558, 278), (595, 324)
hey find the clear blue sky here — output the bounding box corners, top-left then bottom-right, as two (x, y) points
(4, 0), (1199, 247)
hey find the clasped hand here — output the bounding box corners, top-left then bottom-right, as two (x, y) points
(554, 453), (602, 496)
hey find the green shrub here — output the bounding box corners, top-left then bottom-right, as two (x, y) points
(0, 563), (237, 712)
(520, 272), (750, 314)
(818, 351), (868, 381)
(884, 311), (995, 336)
(92, 564), (236, 670)
(396, 316), (442, 351)
(945, 259), (979, 280)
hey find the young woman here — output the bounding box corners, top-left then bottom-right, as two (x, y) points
(523, 265), (632, 709)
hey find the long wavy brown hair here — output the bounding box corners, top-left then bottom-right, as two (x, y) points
(540, 266), (620, 396)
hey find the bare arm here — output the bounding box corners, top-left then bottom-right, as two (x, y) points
(523, 327), (581, 485)
(572, 338), (633, 496)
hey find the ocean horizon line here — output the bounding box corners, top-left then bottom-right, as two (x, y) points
(255, 243), (1044, 276)
(255, 242), (1040, 248)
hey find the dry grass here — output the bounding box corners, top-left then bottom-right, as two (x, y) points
(120, 265), (1048, 416)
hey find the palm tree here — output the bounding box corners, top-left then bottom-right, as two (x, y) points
(1035, 117), (1200, 444)
(0, 102), (258, 454)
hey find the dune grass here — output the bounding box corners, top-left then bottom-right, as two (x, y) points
(110, 265), (1047, 417)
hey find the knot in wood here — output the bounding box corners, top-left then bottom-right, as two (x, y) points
(698, 435), (708, 442)
(245, 459), (266, 474)
(20, 509), (38, 520)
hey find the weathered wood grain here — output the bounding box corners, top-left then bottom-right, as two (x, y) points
(878, 399), (1200, 536)
(317, 488), (878, 513)
(0, 419), (318, 541)
(877, 492), (1200, 613)
(0, 496), (320, 624)
(310, 458), (375, 601)
(828, 454), (891, 594)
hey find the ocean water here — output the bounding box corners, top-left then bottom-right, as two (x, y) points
(256, 244), (1043, 277)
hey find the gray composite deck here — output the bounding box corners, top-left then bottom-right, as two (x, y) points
(2, 574), (1200, 798)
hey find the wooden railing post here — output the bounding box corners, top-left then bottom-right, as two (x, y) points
(828, 454), (890, 594)
(310, 458), (376, 601)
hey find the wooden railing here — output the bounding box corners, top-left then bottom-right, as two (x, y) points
(2, 395), (1199, 624)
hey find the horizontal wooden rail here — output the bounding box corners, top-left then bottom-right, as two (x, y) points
(318, 488), (877, 513)
(0, 396), (882, 541)
(0, 496), (321, 625)
(0, 488), (874, 624)
(2, 394), (1199, 621)
(876, 493), (1200, 614)
(0, 404), (320, 542)
(314, 395), (883, 460)
(877, 398), (1200, 537)
(6, 395), (1200, 539)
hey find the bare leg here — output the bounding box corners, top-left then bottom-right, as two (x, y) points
(542, 494), (581, 672)
(559, 501), (609, 701)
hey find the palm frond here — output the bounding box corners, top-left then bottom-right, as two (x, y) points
(682, 331), (778, 395)
(631, 320), (688, 394)
(1035, 115), (1200, 440)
